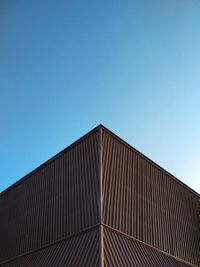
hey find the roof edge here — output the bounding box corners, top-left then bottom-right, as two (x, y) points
(0, 124), (103, 196)
(100, 125), (200, 197)
(1, 124), (199, 197)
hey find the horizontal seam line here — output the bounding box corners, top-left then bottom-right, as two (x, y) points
(102, 224), (197, 267)
(1, 223), (197, 267)
(0, 224), (101, 265)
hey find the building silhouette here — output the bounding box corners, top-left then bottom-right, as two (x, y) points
(0, 125), (199, 266)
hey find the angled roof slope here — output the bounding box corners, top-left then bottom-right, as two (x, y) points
(1, 124), (199, 197)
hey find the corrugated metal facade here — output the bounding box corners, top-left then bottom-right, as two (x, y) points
(0, 129), (100, 264)
(0, 125), (199, 266)
(102, 128), (199, 266)
(2, 228), (100, 267)
(103, 227), (192, 267)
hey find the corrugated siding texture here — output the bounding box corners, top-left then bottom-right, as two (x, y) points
(102, 130), (199, 266)
(0, 130), (100, 263)
(103, 227), (193, 267)
(2, 228), (100, 267)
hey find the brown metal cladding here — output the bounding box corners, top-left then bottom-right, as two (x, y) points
(1, 125), (199, 266)
(102, 128), (199, 266)
(103, 227), (193, 267)
(2, 228), (100, 267)
(0, 128), (100, 263)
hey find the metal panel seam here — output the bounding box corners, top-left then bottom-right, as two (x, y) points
(99, 126), (104, 267)
(1, 224), (101, 266)
(102, 224), (197, 267)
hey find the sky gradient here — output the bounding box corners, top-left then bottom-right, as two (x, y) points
(1, 0), (200, 193)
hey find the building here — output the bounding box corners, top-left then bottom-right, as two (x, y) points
(0, 125), (199, 266)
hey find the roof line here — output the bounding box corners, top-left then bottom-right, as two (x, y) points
(0, 124), (102, 196)
(100, 124), (200, 197)
(1, 124), (199, 197)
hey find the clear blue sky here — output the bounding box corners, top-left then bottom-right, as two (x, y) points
(1, 0), (200, 193)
